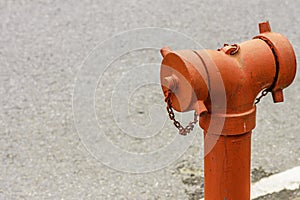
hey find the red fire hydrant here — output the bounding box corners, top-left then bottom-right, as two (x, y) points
(160, 21), (296, 200)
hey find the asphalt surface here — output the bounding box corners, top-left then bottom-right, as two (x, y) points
(1, 0), (300, 199)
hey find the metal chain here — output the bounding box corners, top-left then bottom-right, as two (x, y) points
(255, 89), (270, 104)
(164, 90), (198, 136)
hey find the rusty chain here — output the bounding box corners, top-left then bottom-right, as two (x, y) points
(164, 90), (198, 136)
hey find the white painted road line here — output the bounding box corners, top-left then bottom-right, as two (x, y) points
(199, 166), (300, 200)
(251, 166), (300, 199)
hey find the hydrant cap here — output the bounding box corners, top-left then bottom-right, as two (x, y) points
(254, 32), (297, 103)
(160, 50), (209, 112)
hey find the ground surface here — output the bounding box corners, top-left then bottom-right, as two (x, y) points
(1, 0), (299, 199)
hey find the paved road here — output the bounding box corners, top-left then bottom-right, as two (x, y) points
(1, 0), (299, 199)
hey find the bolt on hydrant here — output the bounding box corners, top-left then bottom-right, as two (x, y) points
(160, 21), (296, 200)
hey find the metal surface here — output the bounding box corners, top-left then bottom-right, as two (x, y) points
(160, 21), (297, 200)
(204, 131), (251, 200)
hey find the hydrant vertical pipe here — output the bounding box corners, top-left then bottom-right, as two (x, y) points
(204, 132), (251, 200)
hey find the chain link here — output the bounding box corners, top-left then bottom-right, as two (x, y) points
(255, 89), (269, 104)
(164, 90), (198, 136)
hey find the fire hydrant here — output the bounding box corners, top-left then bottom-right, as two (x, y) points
(160, 21), (296, 200)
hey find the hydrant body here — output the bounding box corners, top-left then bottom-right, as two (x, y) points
(160, 22), (296, 200)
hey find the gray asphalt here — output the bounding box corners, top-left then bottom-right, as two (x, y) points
(1, 0), (299, 199)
